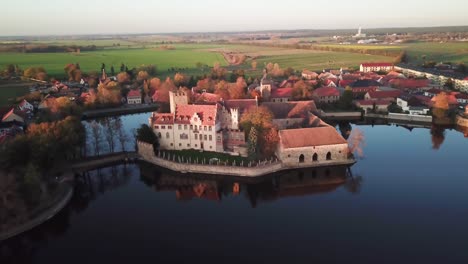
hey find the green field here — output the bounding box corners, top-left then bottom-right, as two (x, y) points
(317, 42), (468, 65)
(0, 43), (395, 79)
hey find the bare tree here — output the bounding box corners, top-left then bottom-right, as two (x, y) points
(90, 120), (103, 156)
(103, 117), (117, 153)
(115, 117), (129, 152)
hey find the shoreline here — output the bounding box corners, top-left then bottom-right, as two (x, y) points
(0, 181), (74, 242)
(138, 141), (356, 177)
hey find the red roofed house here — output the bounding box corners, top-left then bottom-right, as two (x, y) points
(270, 88), (293, 103)
(313, 87), (341, 103)
(355, 99), (392, 113)
(276, 126), (350, 166)
(127, 89), (142, 104)
(360, 63), (394, 73)
(364, 90), (402, 102)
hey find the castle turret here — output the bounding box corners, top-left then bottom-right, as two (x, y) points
(169, 90), (189, 113)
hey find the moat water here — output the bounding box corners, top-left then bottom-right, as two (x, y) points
(2, 113), (468, 264)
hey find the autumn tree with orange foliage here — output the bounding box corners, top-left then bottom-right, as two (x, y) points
(228, 77), (247, 99)
(197, 78), (215, 93)
(136, 71), (149, 83)
(116, 72), (130, 84)
(240, 106), (279, 158)
(211, 62), (227, 80)
(174, 73), (188, 87)
(292, 80), (311, 100)
(214, 80), (230, 100)
(64, 64), (82, 82)
(432, 92), (449, 119)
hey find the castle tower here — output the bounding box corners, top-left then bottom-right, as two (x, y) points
(231, 108), (239, 130)
(169, 90), (189, 113)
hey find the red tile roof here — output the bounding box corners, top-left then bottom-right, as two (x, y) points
(361, 63), (393, 67)
(175, 104), (218, 125)
(152, 113), (174, 125)
(366, 90), (402, 99)
(279, 127), (347, 149)
(389, 79), (430, 89)
(223, 99), (257, 112)
(271, 88), (293, 98)
(455, 93), (468, 100)
(313, 87), (340, 97)
(426, 88), (443, 94)
(127, 89), (141, 98)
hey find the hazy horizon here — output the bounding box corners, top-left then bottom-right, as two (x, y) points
(2, 0), (468, 36)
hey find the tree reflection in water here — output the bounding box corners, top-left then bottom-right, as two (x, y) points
(431, 125), (446, 150)
(0, 164), (132, 263)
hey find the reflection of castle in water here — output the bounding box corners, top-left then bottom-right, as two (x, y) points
(140, 163), (361, 207)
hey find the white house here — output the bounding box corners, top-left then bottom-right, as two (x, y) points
(127, 89), (142, 104)
(18, 99), (34, 112)
(360, 63), (394, 73)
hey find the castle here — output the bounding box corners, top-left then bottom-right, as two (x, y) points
(150, 91), (257, 154)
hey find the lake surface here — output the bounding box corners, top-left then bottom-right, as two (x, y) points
(2, 113), (468, 264)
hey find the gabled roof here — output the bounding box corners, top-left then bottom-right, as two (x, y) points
(127, 89), (141, 98)
(350, 79), (382, 88)
(223, 99), (257, 112)
(152, 113), (174, 125)
(279, 127), (347, 149)
(389, 79), (430, 89)
(175, 104), (218, 126)
(366, 90), (402, 99)
(361, 62), (393, 67)
(313, 87), (340, 97)
(271, 88), (293, 98)
(263, 101), (317, 119)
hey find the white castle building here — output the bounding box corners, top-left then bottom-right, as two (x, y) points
(150, 91), (257, 153)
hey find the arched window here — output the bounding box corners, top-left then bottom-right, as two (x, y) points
(326, 152), (332, 160)
(312, 153), (318, 161)
(299, 154), (305, 163)
(166, 132), (170, 139)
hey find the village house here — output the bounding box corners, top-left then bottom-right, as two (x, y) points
(127, 89), (142, 104)
(18, 99), (34, 112)
(364, 90), (402, 102)
(360, 63), (394, 73)
(270, 88), (293, 103)
(355, 99), (392, 113)
(276, 126), (349, 166)
(455, 93), (468, 105)
(263, 101), (317, 129)
(313, 87), (341, 103)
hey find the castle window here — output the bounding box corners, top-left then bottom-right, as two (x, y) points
(179, 143), (182, 147)
(195, 134), (198, 140)
(210, 146), (212, 149)
(168, 126), (172, 129)
(157, 133), (161, 138)
(180, 133), (188, 140)
(204, 126), (207, 131)
(209, 135), (212, 141)
(178, 125), (182, 129)
(209, 126), (212, 131)
(170, 143), (173, 146)
(166, 132), (170, 139)
(161, 126), (166, 129)
(154, 126), (159, 129)
(195, 144), (198, 147)
(187, 144), (190, 147)
(184, 125), (187, 130)
(204, 135), (207, 141)
(190, 125), (193, 130)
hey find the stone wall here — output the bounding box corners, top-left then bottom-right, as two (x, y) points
(388, 113), (433, 123)
(276, 144), (349, 167)
(138, 141), (283, 177)
(456, 115), (468, 128)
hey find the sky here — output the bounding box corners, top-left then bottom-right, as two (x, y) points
(2, 0), (468, 36)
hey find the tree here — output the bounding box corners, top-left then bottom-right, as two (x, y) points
(338, 87), (354, 110)
(174, 73), (188, 87)
(292, 80), (310, 100)
(90, 121), (102, 156)
(433, 92), (449, 110)
(251, 60), (258, 70)
(444, 78), (454, 90)
(117, 72), (130, 84)
(137, 71), (149, 83)
(115, 118), (129, 152)
(103, 118), (117, 153)
(240, 106), (278, 158)
(120, 63), (125, 72)
(136, 124), (159, 152)
(214, 80), (230, 100)
(110, 66), (115, 76)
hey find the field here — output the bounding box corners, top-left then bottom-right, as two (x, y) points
(317, 42), (468, 65)
(0, 43), (394, 79)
